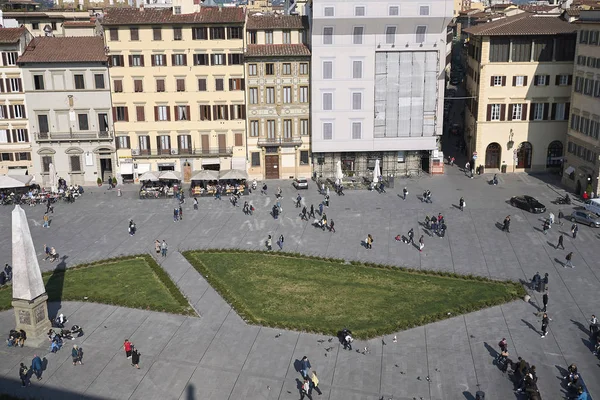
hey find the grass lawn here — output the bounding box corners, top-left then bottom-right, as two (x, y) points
(0, 256), (194, 316)
(185, 251), (525, 338)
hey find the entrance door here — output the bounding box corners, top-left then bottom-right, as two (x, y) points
(100, 158), (112, 182)
(485, 143), (501, 169)
(182, 161), (192, 182)
(420, 151), (430, 173)
(265, 155), (279, 179)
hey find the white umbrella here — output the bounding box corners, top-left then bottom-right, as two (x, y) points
(191, 170), (219, 181)
(335, 161), (344, 182)
(0, 175), (28, 189)
(373, 159), (381, 184)
(138, 171), (160, 182)
(49, 163), (58, 193)
(219, 169), (248, 180)
(158, 171), (180, 181)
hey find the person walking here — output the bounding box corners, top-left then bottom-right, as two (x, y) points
(403, 187), (408, 200)
(173, 208), (179, 222)
(542, 220), (550, 235)
(278, 234), (285, 250)
(42, 212), (49, 228)
(296, 194), (302, 208)
(571, 223), (579, 239)
(124, 339), (132, 359)
(556, 234), (565, 250)
(542, 290), (549, 312)
(43, 244), (51, 261)
(540, 273), (549, 292)
(407, 228), (414, 245)
(72, 345), (80, 365)
(266, 235), (272, 251)
(502, 215), (511, 233)
(300, 378), (313, 400)
(193, 197), (198, 210)
(179, 205), (183, 221)
(330, 219), (335, 233)
(31, 355), (42, 380)
(161, 240), (168, 257)
(540, 313), (550, 338)
(548, 212), (555, 225)
(308, 204), (315, 219)
(300, 356), (312, 378)
(459, 197), (465, 212)
(590, 315), (598, 336)
(77, 346), (84, 365)
(318, 202), (324, 216)
(419, 235), (424, 252)
(366, 234), (373, 249)
(565, 252), (574, 268)
(131, 347), (140, 369)
(301, 206), (307, 221)
(310, 370), (322, 395)
(19, 363), (29, 387)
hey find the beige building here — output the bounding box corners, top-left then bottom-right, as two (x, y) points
(102, 7), (247, 182)
(0, 27), (33, 176)
(245, 13), (311, 180)
(463, 14), (576, 172)
(18, 36), (115, 186)
(3, 11), (95, 37)
(563, 10), (600, 195)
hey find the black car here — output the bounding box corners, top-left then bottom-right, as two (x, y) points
(510, 195), (546, 213)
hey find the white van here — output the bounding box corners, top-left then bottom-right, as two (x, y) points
(584, 198), (600, 216)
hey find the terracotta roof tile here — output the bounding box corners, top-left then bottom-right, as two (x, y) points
(0, 27), (26, 44)
(464, 13), (576, 36)
(246, 13), (306, 30)
(18, 37), (107, 64)
(63, 20), (95, 27)
(102, 7), (245, 26)
(245, 44), (310, 57)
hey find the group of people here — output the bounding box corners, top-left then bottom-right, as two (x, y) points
(123, 339), (141, 369)
(0, 263), (12, 286)
(298, 356), (322, 399)
(43, 244), (59, 262)
(6, 329), (26, 347)
(155, 240), (168, 257)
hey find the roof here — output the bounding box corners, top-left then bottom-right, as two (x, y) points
(463, 13), (576, 36)
(102, 7), (245, 25)
(63, 20), (95, 27)
(18, 37), (107, 64)
(566, 8), (582, 16)
(246, 13), (306, 30)
(245, 44), (310, 57)
(0, 27), (26, 44)
(518, 4), (558, 13)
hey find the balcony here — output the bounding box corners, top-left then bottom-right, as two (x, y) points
(36, 131), (113, 142)
(257, 137), (303, 147)
(130, 147), (233, 158)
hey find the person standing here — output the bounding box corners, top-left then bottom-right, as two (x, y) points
(179, 205), (183, 221)
(556, 234), (565, 250)
(296, 194), (302, 208)
(548, 212), (555, 225)
(43, 244), (51, 261)
(173, 208), (179, 222)
(542, 290), (549, 312)
(131, 347), (140, 369)
(540, 313), (550, 338)
(161, 240), (168, 257)
(19, 363), (29, 387)
(565, 252), (574, 268)
(571, 223), (579, 239)
(77, 346), (84, 365)
(459, 197), (465, 212)
(502, 216), (511, 233)
(330, 219), (335, 233)
(419, 235), (424, 252)
(318, 202), (324, 216)
(266, 235), (272, 251)
(366, 234), (373, 249)
(31, 355), (42, 380)
(310, 370), (322, 395)
(590, 315), (598, 336)
(155, 240), (161, 255)
(72, 345), (80, 365)
(193, 197), (198, 210)
(403, 187), (408, 200)
(278, 234), (285, 250)
(42, 212), (49, 228)
(124, 339), (132, 359)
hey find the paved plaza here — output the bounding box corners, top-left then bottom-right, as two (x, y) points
(0, 167), (599, 400)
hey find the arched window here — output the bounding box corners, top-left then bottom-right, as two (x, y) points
(485, 142), (502, 169)
(546, 141), (563, 167)
(517, 142), (532, 169)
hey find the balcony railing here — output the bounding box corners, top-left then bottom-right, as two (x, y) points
(36, 131), (113, 142)
(130, 147), (233, 158)
(257, 136), (303, 147)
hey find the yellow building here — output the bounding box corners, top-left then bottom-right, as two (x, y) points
(245, 13), (311, 180)
(102, 6), (247, 182)
(463, 14), (576, 172)
(3, 11), (94, 37)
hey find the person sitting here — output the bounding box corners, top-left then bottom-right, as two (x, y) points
(70, 325), (84, 338)
(54, 313), (67, 328)
(0, 271), (6, 286)
(47, 329), (56, 342)
(4, 264), (12, 281)
(50, 336), (62, 353)
(7, 330), (18, 347)
(16, 329), (26, 347)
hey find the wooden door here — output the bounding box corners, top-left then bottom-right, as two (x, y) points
(265, 155), (279, 179)
(201, 135), (209, 154)
(218, 134), (226, 154)
(182, 161), (192, 182)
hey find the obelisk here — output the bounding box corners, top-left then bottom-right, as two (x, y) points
(11, 205), (52, 347)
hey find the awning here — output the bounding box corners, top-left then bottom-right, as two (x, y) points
(120, 164), (134, 175)
(202, 159), (220, 165)
(191, 170), (219, 181)
(564, 166), (575, 175)
(0, 175), (30, 189)
(158, 171), (180, 181)
(7, 168), (27, 175)
(136, 163), (150, 174)
(219, 169), (248, 180)
(138, 171), (160, 181)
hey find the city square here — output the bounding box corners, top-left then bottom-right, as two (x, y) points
(0, 168), (598, 400)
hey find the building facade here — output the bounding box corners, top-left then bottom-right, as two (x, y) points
(245, 13), (311, 180)
(102, 7), (247, 182)
(563, 10), (600, 195)
(309, 0), (453, 180)
(464, 14), (576, 173)
(18, 36), (115, 186)
(3, 11), (94, 37)
(0, 27), (33, 176)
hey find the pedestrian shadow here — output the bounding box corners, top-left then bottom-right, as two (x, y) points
(532, 227), (544, 233)
(46, 256), (68, 317)
(495, 222), (505, 231)
(483, 341), (498, 359)
(581, 336), (595, 352)
(186, 384), (196, 400)
(546, 241), (557, 249)
(293, 359), (302, 374)
(554, 258), (565, 267)
(462, 391), (476, 400)
(521, 319), (539, 335)
(295, 378), (303, 393)
(452, 204), (461, 210)
(571, 319), (589, 336)
(554, 365), (570, 395)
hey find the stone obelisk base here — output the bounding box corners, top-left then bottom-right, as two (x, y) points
(12, 293), (52, 348)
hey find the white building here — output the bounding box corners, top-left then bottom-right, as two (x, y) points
(309, 0), (453, 178)
(18, 37), (116, 186)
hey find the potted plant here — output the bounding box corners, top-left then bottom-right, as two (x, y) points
(97, 177), (102, 187)
(112, 177), (117, 187)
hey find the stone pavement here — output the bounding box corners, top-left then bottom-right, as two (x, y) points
(0, 169), (599, 400)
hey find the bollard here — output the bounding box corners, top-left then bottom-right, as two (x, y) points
(117, 188), (122, 197)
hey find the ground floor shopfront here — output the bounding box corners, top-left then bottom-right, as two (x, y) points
(246, 143), (312, 181)
(561, 134), (600, 196)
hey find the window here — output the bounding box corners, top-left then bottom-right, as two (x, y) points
(130, 55), (144, 67)
(158, 135), (171, 153)
(249, 64), (257, 76)
(250, 120), (259, 137)
(199, 105), (212, 121)
(11, 105), (25, 119)
(283, 119), (292, 138)
(265, 63), (274, 75)
(192, 27), (208, 40)
(7, 78), (21, 93)
(109, 28), (119, 41)
(150, 26), (162, 41)
(323, 27), (333, 45)
(1, 153), (11, 161)
(117, 136), (130, 150)
(114, 106), (128, 121)
(554, 103), (567, 121)
(178, 135), (191, 153)
(300, 119), (309, 136)
(389, 5), (399, 15)
(139, 136), (150, 153)
(210, 27), (225, 40)
(300, 86), (309, 103)
(299, 63), (309, 75)
(492, 76), (503, 86)
(300, 150), (309, 165)
(215, 78), (224, 91)
(136, 106), (145, 122)
(353, 60), (363, 79)
(514, 76), (525, 86)
(228, 27), (242, 39)
(282, 30), (291, 44)
(283, 86), (292, 103)
(228, 54), (243, 65)
(134, 79), (143, 92)
(557, 74), (571, 86)
(176, 105), (189, 121)
(130, 27), (139, 41)
(156, 105), (169, 121)
(111, 55), (124, 67)
(1, 130), (10, 143)
(69, 155), (81, 172)
(324, 6), (334, 16)
(419, 5), (430, 15)
(38, 115), (49, 133)
(94, 74), (105, 89)
(355, 6), (365, 16)
(323, 61), (333, 79)
(32, 22), (39, 30)
(282, 63), (292, 75)
(33, 74), (44, 90)
(416, 26), (427, 43)
(266, 87), (275, 104)
(323, 122), (333, 140)
(193, 54), (209, 66)
(352, 92), (362, 110)
(198, 78), (207, 91)
(385, 26), (396, 44)
(229, 78), (244, 90)
(156, 79), (165, 92)
(176, 78), (185, 92)
(267, 120), (275, 138)
(249, 87), (258, 104)
(251, 152), (260, 166)
(248, 31), (257, 44)
(230, 105), (245, 120)
(490, 104), (501, 121)
(534, 74), (548, 86)
(353, 27), (363, 44)
(533, 103), (544, 120)
(77, 114), (89, 130)
(323, 92), (333, 110)
(575, 76), (583, 93)
(214, 105), (228, 120)
(173, 27), (182, 41)
(265, 30), (274, 44)
(113, 79), (123, 92)
(511, 104), (522, 120)
(14, 129), (27, 142)
(352, 122), (362, 139)
(172, 54), (187, 66)
(211, 54), (225, 66)
(3, 51), (17, 66)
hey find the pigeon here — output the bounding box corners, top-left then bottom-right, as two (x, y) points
(325, 347), (333, 352)
(470, 335), (475, 338)
(393, 335), (397, 343)
(324, 353), (327, 357)
(317, 339), (325, 343)
(435, 368), (439, 372)
(328, 338), (333, 342)
(394, 364), (399, 368)
(426, 376), (431, 382)
(382, 339), (386, 345)
(275, 333), (281, 338)
(400, 371), (405, 375)
(267, 386), (271, 390)
(417, 376), (421, 380)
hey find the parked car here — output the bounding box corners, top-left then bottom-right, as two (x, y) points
(569, 210), (600, 227)
(293, 177), (309, 190)
(510, 195), (546, 213)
